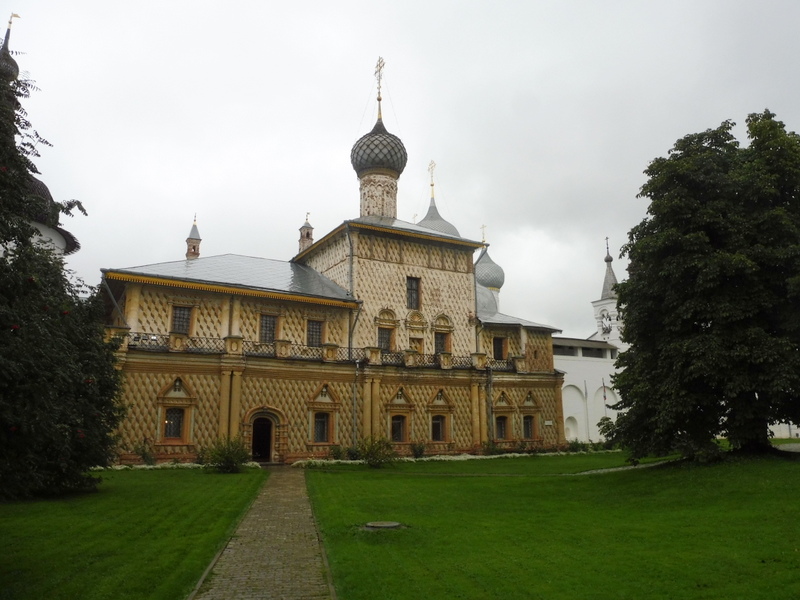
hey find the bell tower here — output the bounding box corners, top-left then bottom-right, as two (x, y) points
(185, 217), (201, 260)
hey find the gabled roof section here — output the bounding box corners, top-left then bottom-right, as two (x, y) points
(294, 215), (483, 262)
(102, 254), (357, 308)
(476, 284), (560, 333)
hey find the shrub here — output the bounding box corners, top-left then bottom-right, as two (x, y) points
(345, 445), (361, 461)
(132, 438), (156, 465)
(327, 445), (344, 460)
(567, 439), (589, 453)
(205, 435), (250, 473)
(410, 441), (426, 459)
(357, 436), (397, 468)
(481, 440), (502, 455)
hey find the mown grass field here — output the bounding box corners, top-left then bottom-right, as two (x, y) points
(0, 468), (267, 600)
(307, 451), (800, 600)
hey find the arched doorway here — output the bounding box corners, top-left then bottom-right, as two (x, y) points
(252, 417), (273, 462)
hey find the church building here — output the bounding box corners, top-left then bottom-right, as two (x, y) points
(101, 65), (567, 463)
(553, 245), (625, 442)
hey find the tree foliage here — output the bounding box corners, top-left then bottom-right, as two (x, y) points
(612, 110), (800, 460)
(0, 70), (121, 499)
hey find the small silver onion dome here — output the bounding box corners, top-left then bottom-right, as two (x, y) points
(418, 198), (460, 237)
(475, 247), (505, 290)
(350, 118), (408, 178)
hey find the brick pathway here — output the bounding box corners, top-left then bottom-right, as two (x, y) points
(191, 466), (335, 600)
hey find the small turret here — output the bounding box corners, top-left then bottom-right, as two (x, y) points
(299, 213), (314, 253)
(186, 217), (201, 260)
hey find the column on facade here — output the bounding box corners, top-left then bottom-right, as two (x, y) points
(371, 378), (382, 438)
(362, 378), (373, 438)
(470, 382), (481, 445)
(219, 371), (231, 436)
(554, 382), (566, 444)
(230, 297), (242, 337)
(124, 283), (142, 331)
(229, 371), (243, 434)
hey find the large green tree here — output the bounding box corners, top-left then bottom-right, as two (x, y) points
(0, 36), (122, 499)
(612, 110), (800, 460)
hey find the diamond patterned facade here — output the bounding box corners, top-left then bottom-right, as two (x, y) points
(104, 102), (566, 464)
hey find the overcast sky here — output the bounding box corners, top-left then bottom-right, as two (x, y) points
(9, 1), (800, 337)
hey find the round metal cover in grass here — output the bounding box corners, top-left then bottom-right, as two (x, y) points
(365, 521), (402, 529)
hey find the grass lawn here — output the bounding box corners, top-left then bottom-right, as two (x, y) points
(0, 467), (267, 600)
(307, 452), (800, 600)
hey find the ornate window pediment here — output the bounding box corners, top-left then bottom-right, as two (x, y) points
(493, 391), (515, 413)
(405, 311), (427, 331)
(432, 314), (454, 333)
(375, 309), (399, 328)
(426, 389), (454, 413)
(307, 383), (342, 411)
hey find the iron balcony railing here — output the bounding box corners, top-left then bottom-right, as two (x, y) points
(125, 332), (521, 372)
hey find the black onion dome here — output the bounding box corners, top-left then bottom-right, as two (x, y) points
(350, 118), (407, 178)
(28, 176), (80, 255)
(0, 28), (18, 83)
(475, 248), (505, 290)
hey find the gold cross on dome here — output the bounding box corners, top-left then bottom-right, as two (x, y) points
(428, 160), (436, 183)
(480, 224), (487, 243)
(375, 56), (385, 99)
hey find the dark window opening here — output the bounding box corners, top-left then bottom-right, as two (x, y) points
(495, 415), (508, 440)
(378, 327), (393, 352)
(582, 347), (604, 359)
(260, 314), (277, 343)
(307, 320), (323, 347)
(523, 415), (534, 439)
(435, 332), (449, 354)
(391, 415), (406, 442)
(492, 337), (507, 360)
(171, 306), (192, 335)
(164, 408), (184, 439)
(432, 415), (446, 442)
(406, 277), (421, 310)
(314, 412), (330, 443)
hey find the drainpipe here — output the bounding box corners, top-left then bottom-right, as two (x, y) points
(486, 366), (494, 442)
(352, 360), (360, 447)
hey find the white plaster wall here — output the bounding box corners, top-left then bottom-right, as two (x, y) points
(555, 353), (620, 442)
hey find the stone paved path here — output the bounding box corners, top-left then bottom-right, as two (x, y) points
(191, 467), (335, 600)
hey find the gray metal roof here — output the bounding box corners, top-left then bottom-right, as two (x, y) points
(476, 284), (560, 332)
(102, 254), (353, 302)
(552, 336), (618, 350)
(348, 215), (480, 245)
